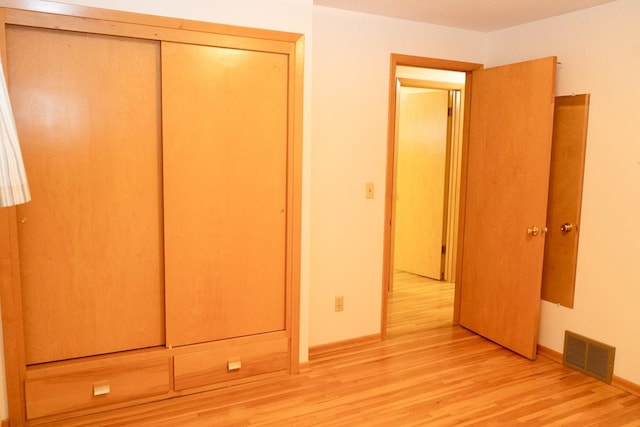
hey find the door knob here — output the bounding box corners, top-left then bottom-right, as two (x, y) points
(527, 226), (539, 236)
(560, 223), (574, 233)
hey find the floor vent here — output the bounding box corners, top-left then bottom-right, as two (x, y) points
(563, 331), (615, 384)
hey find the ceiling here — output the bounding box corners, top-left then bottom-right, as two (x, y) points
(313, 0), (618, 32)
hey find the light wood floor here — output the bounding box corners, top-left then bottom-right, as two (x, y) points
(387, 270), (455, 338)
(45, 271), (640, 426)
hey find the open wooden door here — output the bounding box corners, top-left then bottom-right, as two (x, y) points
(458, 57), (556, 359)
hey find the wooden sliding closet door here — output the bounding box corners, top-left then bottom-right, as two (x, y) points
(7, 27), (165, 364)
(162, 42), (288, 347)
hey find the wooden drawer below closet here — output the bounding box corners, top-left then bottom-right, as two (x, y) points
(25, 355), (171, 420)
(174, 336), (289, 391)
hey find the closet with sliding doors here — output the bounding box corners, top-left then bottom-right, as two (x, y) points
(0, 1), (302, 424)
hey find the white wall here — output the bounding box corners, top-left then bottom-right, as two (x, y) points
(485, 0), (640, 385)
(59, 0), (312, 33)
(311, 0), (640, 385)
(310, 6), (485, 345)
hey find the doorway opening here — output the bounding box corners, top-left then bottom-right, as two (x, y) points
(389, 68), (465, 336)
(393, 69), (465, 283)
(383, 55), (557, 358)
(381, 55), (482, 339)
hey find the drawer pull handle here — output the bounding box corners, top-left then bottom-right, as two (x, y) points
(227, 360), (242, 371)
(93, 383), (111, 397)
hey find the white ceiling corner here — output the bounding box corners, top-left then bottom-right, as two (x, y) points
(313, 0), (619, 32)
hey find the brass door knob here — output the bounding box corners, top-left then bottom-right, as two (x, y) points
(560, 223), (574, 233)
(527, 226), (539, 236)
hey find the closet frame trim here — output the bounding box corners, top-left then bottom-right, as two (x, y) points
(0, 0), (304, 424)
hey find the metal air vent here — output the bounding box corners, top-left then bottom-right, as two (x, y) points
(563, 331), (615, 384)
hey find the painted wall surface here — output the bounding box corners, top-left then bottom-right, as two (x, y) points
(310, 6), (484, 345)
(485, 0), (640, 384)
(59, 0), (312, 34)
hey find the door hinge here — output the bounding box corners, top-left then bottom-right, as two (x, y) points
(441, 245), (446, 254)
(447, 107), (453, 117)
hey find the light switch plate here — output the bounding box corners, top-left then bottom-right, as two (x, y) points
(365, 182), (374, 199)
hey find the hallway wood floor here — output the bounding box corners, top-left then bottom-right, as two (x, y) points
(387, 270), (455, 338)
(47, 272), (640, 426)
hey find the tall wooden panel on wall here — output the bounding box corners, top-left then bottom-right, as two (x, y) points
(162, 41), (288, 347)
(541, 94), (590, 308)
(7, 26), (165, 364)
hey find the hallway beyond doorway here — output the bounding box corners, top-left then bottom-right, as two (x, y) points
(387, 270), (454, 338)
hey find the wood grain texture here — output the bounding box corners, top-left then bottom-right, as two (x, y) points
(173, 337), (288, 391)
(0, 207), (28, 423)
(308, 334), (381, 358)
(25, 357), (170, 419)
(0, 0), (302, 43)
(8, 25), (165, 364)
(541, 94), (590, 308)
(162, 41), (289, 347)
(539, 344), (640, 398)
(387, 271), (454, 338)
(459, 56), (557, 359)
(0, 2), (305, 424)
(0, 10), (29, 424)
(394, 89), (449, 279)
(33, 272), (640, 426)
(4, 8), (293, 55)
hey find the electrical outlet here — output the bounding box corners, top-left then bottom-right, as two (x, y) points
(365, 182), (374, 199)
(335, 296), (344, 312)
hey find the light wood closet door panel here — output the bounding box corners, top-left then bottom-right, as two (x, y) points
(162, 42), (288, 347)
(7, 26), (165, 364)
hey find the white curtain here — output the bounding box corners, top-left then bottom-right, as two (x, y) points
(0, 56), (30, 207)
